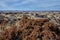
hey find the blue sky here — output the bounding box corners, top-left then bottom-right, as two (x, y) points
(0, 0), (60, 11)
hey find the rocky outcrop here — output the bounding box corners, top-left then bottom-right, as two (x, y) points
(0, 15), (60, 40)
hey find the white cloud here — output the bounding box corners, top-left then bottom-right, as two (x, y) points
(0, 0), (60, 10)
(0, 0), (20, 7)
(0, 1), (7, 8)
(37, 0), (60, 8)
(13, 0), (37, 6)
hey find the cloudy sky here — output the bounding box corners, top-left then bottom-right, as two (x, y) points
(0, 0), (60, 11)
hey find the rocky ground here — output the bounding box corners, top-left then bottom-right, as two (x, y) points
(0, 11), (60, 40)
(0, 11), (60, 26)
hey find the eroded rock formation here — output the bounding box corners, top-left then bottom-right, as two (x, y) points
(0, 15), (60, 40)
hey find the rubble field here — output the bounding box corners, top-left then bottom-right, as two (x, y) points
(0, 12), (60, 40)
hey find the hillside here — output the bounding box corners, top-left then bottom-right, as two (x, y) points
(0, 11), (60, 40)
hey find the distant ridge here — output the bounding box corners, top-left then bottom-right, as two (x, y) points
(0, 10), (60, 13)
(0, 10), (60, 12)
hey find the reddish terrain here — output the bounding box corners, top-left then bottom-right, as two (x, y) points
(0, 15), (60, 40)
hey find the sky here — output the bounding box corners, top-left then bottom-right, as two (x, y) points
(0, 0), (60, 11)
